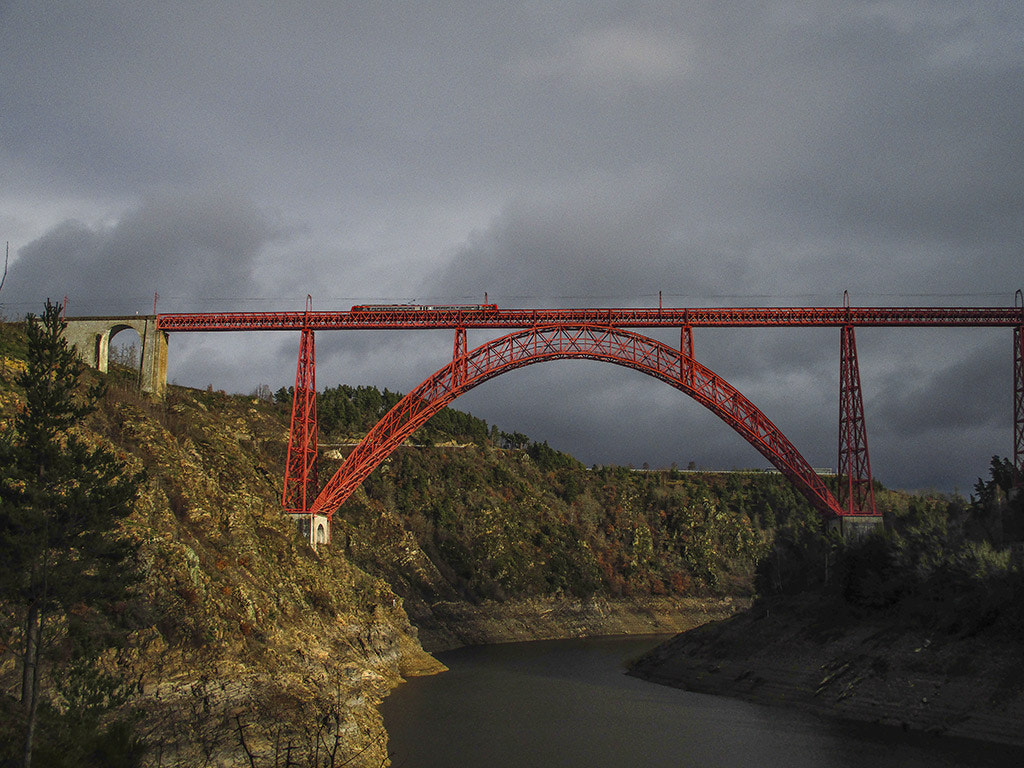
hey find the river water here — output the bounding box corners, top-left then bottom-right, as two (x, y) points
(383, 635), (1022, 768)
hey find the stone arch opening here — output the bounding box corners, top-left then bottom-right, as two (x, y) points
(107, 324), (143, 382)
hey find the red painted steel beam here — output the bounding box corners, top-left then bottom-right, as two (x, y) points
(452, 327), (468, 388)
(838, 326), (876, 515)
(282, 306), (318, 512)
(308, 324), (845, 521)
(154, 305), (1024, 332)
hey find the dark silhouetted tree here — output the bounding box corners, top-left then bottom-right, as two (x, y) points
(0, 301), (143, 767)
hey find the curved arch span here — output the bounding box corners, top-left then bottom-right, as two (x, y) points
(310, 324), (842, 520)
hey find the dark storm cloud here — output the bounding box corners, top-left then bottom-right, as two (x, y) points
(428, 3), (1024, 303)
(1, 2), (1021, 491)
(427, 176), (703, 305)
(870, 330), (1008, 436)
(4, 193), (279, 316)
(769, 62), (1024, 250)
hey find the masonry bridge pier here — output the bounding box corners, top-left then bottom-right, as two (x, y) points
(64, 297), (1024, 548)
(62, 315), (168, 397)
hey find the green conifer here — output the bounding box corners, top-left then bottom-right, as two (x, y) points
(0, 301), (143, 767)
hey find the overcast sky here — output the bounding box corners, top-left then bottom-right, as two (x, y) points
(2, 2), (1022, 493)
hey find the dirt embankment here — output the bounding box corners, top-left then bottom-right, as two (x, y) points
(413, 595), (748, 653)
(629, 597), (1024, 749)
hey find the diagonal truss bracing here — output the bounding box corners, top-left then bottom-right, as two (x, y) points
(309, 324), (845, 521)
(838, 326), (876, 515)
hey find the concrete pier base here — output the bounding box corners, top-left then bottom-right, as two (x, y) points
(828, 514), (884, 539)
(289, 513), (331, 551)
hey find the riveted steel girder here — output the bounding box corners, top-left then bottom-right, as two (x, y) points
(155, 305), (1024, 332)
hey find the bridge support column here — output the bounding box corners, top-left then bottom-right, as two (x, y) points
(681, 325), (694, 387)
(452, 327), (467, 388)
(1014, 324), (1023, 485)
(283, 299), (318, 513)
(828, 514), (884, 539)
(139, 317), (169, 397)
(838, 325), (876, 516)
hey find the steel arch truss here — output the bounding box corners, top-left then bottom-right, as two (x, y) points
(309, 324), (844, 520)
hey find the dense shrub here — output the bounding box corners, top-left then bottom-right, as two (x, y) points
(834, 458), (1023, 633)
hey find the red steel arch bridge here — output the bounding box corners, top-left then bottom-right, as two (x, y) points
(138, 296), (1024, 536)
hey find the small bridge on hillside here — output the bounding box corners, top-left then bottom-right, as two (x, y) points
(64, 295), (1024, 545)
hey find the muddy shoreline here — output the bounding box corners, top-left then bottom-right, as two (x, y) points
(403, 594), (748, 654)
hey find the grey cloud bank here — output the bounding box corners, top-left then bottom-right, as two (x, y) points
(1, 1), (1022, 492)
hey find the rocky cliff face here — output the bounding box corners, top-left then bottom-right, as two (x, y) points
(1, 364), (440, 767)
(84, 380), (751, 764)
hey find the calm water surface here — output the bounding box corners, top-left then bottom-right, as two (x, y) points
(383, 635), (1022, 768)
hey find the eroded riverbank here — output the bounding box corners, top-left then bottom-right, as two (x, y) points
(629, 596), (1024, 748)
(407, 594), (748, 653)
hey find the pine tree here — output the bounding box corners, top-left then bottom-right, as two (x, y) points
(0, 301), (142, 767)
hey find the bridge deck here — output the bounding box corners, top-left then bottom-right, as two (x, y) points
(148, 306), (1024, 332)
